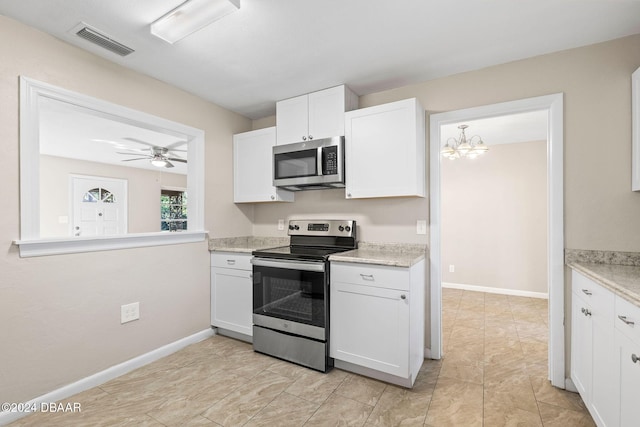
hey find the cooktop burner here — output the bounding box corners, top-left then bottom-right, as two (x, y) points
(252, 245), (352, 261)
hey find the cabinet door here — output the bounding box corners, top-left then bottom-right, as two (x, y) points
(616, 329), (640, 427)
(276, 95), (309, 145)
(308, 86), (346, 141)
(345, 98), (425, 199)
(571, 293), (592, 400)
(330, 281), (409, 377)
(590, 290), (617, 427)
(233, 127), (293, 203)
(211, 267), (253, 336)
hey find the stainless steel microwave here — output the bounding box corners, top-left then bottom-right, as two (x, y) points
(273, 136), (345, 191)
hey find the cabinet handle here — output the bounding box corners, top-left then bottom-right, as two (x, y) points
(581, 307), (592, 317)
(302, 136), (307, 141)
(347, 193), (352, 198)
(360, 274), (374, 281)
(618, 315), (635, 326)
(271, 195), (275, 200)
(632, 354), (639, 364)
(308, 135), (313, 140)
(226, 260), (236, 265)
(582, 289), (593, 296)
(400, 294), (406, 300)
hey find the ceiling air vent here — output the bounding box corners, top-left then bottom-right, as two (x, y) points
(75, 25), (134, 57)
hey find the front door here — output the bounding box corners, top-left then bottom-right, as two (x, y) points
(71, 176), (127, 237)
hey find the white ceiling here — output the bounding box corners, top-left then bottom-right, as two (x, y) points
(2, 0), (640, 120)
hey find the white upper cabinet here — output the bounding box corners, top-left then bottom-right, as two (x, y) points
(276, 85), (358, 145)
(632, 66), (640, 191)
(344, 98), (426, 199)
(233, 127), (294, 203)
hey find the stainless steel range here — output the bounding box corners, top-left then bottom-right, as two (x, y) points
(251, 219), (357, 372)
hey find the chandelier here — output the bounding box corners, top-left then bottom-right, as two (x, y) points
(441, 125), (489, 160)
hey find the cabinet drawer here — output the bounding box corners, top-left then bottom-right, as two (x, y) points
(615, 295), (640, 342)
(211, 253), (252, 270)
(572, 271), (614, 316)
(331, 262), (410, 291)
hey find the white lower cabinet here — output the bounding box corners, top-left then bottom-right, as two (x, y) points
(571, 270), (634, 427)
(211, 253), (253, 341)
(571, 287), (593, 400)
(330, 260), (424, 387)
(614, 295), (640, 427)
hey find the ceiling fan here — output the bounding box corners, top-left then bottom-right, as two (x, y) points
(115, 137), (187, 169)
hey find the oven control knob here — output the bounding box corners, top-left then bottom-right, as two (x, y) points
(289, 225), (294, 230)
(345, 226), (351, 232)
(294, 225), (299, 230)
(338, 225), (344, 232)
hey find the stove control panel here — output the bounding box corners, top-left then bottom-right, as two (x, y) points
(287, 219), (356, 238)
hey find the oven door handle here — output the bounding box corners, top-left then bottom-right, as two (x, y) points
(251, 258), (325, 272)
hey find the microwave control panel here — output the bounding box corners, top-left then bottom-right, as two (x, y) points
(322, 146), (339, 175)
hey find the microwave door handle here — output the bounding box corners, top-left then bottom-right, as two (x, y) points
(317, 147), (323, 176)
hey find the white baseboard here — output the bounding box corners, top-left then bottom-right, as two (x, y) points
(0, 328), (215, 426)
(442, 282), (548, 299)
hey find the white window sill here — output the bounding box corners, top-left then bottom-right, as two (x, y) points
(14, 231), (208, 258)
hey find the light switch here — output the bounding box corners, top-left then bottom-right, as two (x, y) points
(416, 220), (427, 235)
(278, 219), (285, 230)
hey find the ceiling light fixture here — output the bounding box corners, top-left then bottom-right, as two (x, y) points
(150, 0), (240, 44)
(151, 157), (173, 168)
(441, 125), (489, 160)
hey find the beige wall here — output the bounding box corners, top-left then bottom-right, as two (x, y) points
(441, 141), (548, 294)
(40, 155), (187, 237)
(0, 16), (253, 403)
(254, 34), (640, 252)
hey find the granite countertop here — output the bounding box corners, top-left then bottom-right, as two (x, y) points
(568, 262), (640, 307)
(566, 249), (640, 307)
(209, 237), (427, 267)
(208, 236), (289, 253)
(328, 242), (427, 268)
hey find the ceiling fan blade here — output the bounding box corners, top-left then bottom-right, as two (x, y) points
(117, 151), (149, 155)
(166, 140), (188, 150)
(122, 137), (157, 148)
(121, 157), (150, 161)
(167, 157), (187, 163)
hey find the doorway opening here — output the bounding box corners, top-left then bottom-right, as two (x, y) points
(429, 94), (565, 388)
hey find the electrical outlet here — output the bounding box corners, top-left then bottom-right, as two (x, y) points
(278, 219), (284, 230)
(121, 302), (140, 324)
(416, 220), (427, 235)
(449, 265), (455, 273)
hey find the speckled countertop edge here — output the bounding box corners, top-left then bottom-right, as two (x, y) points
(566, 249), (640, 307)
(208, 236), (289, 253)
(209, 237), (427, 267)
(329, 242), (427, 268)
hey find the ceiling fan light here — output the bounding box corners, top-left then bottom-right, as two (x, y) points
(151, 158), (169, 168)
(151, 0), (241, 44)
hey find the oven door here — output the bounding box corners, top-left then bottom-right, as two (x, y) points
(252, 258), (327, 341)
